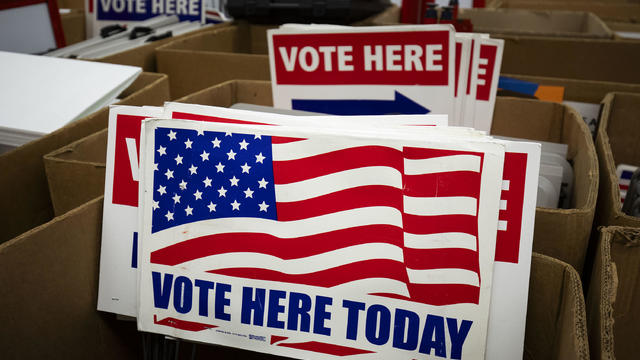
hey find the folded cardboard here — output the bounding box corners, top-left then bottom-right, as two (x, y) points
(526, 252), (589, 360)
(156, 23), (273, 99)
(44, 129), (107, 216)
(459, 8), (613, 38)
(0, 72), (169, 244)
(60, 9), (85, 46)
(595, 92), (640, 228)
(0, 197), (139, 360)
(95, 24), (227, 72)
(587, 226), (640, 360)
(502, 74), (640, 104)
(495, 1), (640, 23)
(497, 35), (640, 84)
(492, 96), (598, 274)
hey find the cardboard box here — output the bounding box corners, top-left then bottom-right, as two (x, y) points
(95, 24), (228, 72)
(60, 9), (86, 46)
(502, 74), (640, 104)
(5, 80), (591, 359)
(44, 129), (107, 216)
(0, 72), (169, 244)
(492, 96), (598, 274)
(0, 197), (140, 360)
(497, 35), (640, 84)
(587, 226), (640, 360)
(459, 8), (613, 38)
(156, 24), (273, 99)
(595, 92), (640, 228)
(527, 252), (589, 360)
(494, 1), (640, 23)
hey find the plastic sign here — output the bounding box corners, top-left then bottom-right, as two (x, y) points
(137, 112), (506, 359)
(93, 0), (204, 36)
(268, 25), (455, 117)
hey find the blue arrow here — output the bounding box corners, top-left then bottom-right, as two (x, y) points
(291, 91), (430, 115)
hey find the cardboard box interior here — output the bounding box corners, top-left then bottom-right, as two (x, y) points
(595, 92), (640, 228)
(60, 9), (85, 46)
(526, 252), (589, 360)
(0, 72), (170, 245)
(502, 74), (640, 104)
(492, 96), (598, 274)
(587, 226), (640, 360)
(459, 8), (613, 38)
(494, 1), (640, 23)
(95, 24), (228, 73)
(156, 24), (273, 99)
(497, 35), (640, 84)
(44, 129), (107, 216)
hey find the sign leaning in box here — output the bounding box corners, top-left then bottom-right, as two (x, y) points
(137, 112), (506, 359)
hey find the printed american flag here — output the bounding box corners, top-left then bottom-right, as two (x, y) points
(149, 126), (484, 306)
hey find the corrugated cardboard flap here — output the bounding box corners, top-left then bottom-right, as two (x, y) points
(44, 129), (108, 216)
(526, 252), (589, 360)
(596, 92), (640, 229)
(493, 97), (598, 273)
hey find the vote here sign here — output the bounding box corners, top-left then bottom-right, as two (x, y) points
(268, 25), (455, 117)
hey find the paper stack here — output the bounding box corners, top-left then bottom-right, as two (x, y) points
(0, 51), (141, 149)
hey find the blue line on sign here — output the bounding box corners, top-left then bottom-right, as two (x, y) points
(498, 76), (539, 96)
(131, 232), (138, 269)
(291, 91), (430, 115)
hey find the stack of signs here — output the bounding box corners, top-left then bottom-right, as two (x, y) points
(98, 101), (540, 359)
(267, 25), (503, 132)
(92, 0), (205, 36)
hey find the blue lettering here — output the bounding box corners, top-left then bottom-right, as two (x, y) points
(215, 283), (231, 321)
(241, 287), (265, 326)
(393, 309), (420, 350)
(194, 279), (214, 317)
(173, 276), (192, 314)
(151, 271), (172, 309)
(365, 304), (391, 345)
(447, 318), (472, 360)
(419, 314), (446, 357)
(287, 292), (312, 332)
(342, 300), (365, 340)
(267, 290), (287, 329)
(313, 296), (332, 336)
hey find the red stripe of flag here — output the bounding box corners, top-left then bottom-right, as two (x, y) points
(408, 284), (480, 306)
(273, 146), (403, 184)
(276, 185), (403, 221)
(403, 171), (481, 198)
(207, 259), (410, 288)
(404, 248), (480, 273)
(403, 147), (484, 159)
(150, 225), (404, 266)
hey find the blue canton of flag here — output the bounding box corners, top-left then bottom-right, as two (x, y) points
(152, 127), (277, 233)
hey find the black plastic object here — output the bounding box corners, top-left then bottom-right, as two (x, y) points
(146, 31), (173, 42)
(623, 168), (640, 217)
(100, 24), (127, 38)
(129, 26), (154, 40)
(226, 0), (391, 24)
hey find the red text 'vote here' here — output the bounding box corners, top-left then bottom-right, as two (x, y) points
(272, 31), (450, 86)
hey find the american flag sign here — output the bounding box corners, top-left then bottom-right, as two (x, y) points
(138, 118), (504, 360)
